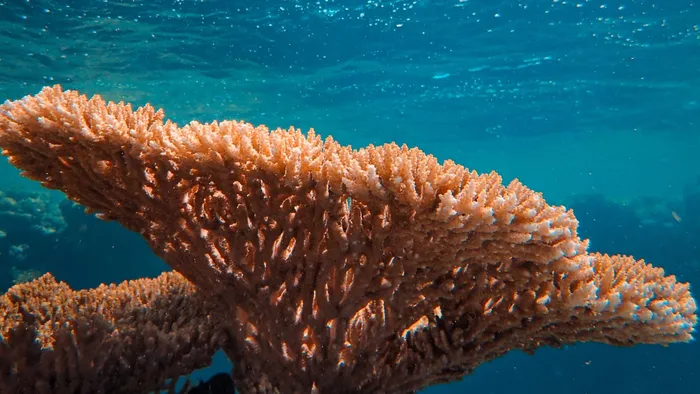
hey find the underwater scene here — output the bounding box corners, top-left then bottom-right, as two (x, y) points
(0, 0), (698, 393)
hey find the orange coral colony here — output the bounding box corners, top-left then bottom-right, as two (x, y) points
(0, 86), (696, 393)
(0, 271), (223, 393)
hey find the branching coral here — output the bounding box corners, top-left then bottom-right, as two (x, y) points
(0, 86), (695, 393)
(0, 271), (225, 393)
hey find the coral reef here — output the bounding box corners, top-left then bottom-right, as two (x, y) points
(0, 190), (64, 288)
(0, 86), (696, 393)
(0, 190), (167, 291)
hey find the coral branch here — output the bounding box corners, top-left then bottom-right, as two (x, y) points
(0, 271), (225, 394)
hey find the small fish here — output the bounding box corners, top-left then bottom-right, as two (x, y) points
(671, 211), (682, 222)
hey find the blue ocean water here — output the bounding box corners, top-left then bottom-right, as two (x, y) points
(0, 0), (698, 393)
